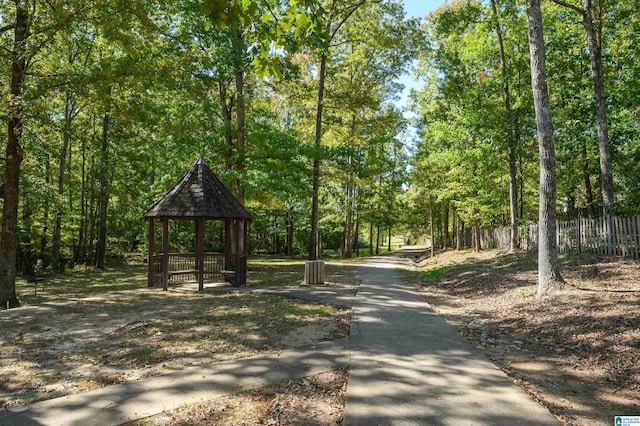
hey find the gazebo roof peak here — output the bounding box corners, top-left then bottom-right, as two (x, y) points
(144, 158), (251, 220)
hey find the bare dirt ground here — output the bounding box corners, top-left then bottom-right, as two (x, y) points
(409, 249), (640, 426)
(0, 260), (356, 416)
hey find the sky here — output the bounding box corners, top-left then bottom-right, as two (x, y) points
(396, 0), (447, 135)
(397, 0), (446, 99)
(402, 0), (445, 20)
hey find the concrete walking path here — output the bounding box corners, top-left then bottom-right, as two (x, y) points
(344, 252), (559, 425)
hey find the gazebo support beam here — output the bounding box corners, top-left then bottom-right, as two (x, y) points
(196, 217), (205, 292)
(241, 219), (248, 285)
(162, 218), (169, 291)
(234, 219), (241, 287)
(147, 219), (154, 287)
(224, 220), (232, 271)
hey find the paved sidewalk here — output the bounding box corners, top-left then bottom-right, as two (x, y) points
(0, 339), (349, 426)
(344, 252), (559, 425)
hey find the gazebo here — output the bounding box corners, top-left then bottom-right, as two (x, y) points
(145, 158), (251, 291)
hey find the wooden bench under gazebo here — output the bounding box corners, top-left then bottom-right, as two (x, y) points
(145, 158), (251, 291)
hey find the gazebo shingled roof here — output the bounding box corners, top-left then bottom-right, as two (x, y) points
(145, 158), (250, 291)
(145, 157), (251, 220)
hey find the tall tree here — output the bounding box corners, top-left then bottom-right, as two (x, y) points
(491, 0), (518, 252)
(94, 91), (110, 270)
(551, 0), (614, 216)
(308, 0), (368, 261)
(526, 0), (565, 296)
(0, 0), (94, 307)
(0, 1), (29, 308)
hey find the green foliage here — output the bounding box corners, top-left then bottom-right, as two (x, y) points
(406, 0), (640, 245)
(2, 0), (639, 302)
(202, 0), (327, 77)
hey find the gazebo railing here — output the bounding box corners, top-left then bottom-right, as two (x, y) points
(150, 252), (231, 284)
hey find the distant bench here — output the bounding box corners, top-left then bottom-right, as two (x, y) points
(151, 269), (236, 285)
(165, 269), (235, 279)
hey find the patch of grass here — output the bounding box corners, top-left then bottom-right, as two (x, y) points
(16, 264), (147, 305)
(125, 347), (171, 365)
(77, 373), (124, 391)
(420, 264), (457, 281)
(99, 293), (344, 365)
(247, 260), (304, 287)
(248, 258), (305, 267)
(279, 303), (334, 317)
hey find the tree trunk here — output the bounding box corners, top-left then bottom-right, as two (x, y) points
(1, 4), (29, 309)
(95, 104), (110, 270)
(551, 0), (614, 215)
(581, 139), (597, 217)
(518, 157), (525, 220)
(473, 219), (481, 252)
(443, 199), (450, 250)
(53, 91), (76, 268)
(74, 133), (88, 264)
(354, 215), (360, 256)
(516, 69), (526, 222)
(309, 52), (327, 260)
(526, 0), (565, 296)
(582, 0), (614, 215)
(271, 210), (280, 254)
(218, 80), (234, 169)
(491, 0), (519, 253)
(375, 224), (380, 255)
(456, 215), (462, 251)
(233, 31), (246, 206)
(87, 152), (97, 264)
(429, 195), (435, 258)
(369, 222), (374, 256)
(286, 206), (294, 256)
(40, 156), (51, 261)
(343, 157), (354, 259)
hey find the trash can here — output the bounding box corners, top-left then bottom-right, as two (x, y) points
(304, 260), (325, 285)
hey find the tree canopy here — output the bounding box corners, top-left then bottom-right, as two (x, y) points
(1, 0), (639, 306)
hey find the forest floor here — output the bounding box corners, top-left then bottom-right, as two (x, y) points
(1, 258), (360, 425)
(407, 248), (640, 426)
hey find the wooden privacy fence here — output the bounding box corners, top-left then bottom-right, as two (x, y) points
(475, 215), (640, 258)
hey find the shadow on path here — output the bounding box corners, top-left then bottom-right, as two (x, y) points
(344, 251), (560, 426)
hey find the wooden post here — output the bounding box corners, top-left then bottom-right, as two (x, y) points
(234, 219), (241, 287)
(196, 218), (205, 292)
(162, 218), (169, 291)
(147, 219), (154, 287)
(636, 216), (640, 258)
(224, 220), (232, 271)
(241, 219), (249, 285)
